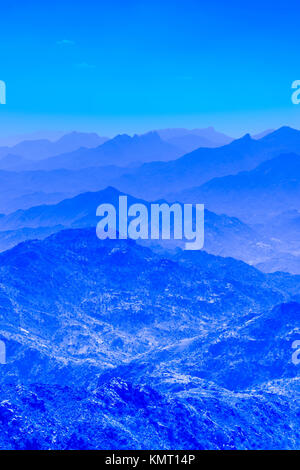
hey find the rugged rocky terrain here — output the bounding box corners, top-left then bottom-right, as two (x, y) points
(0, 229), (299, 449)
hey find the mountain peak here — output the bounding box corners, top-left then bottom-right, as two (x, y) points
(261, 126), (300, 141)
(227, 133), (254, 147)
(277, 126), (296, 133)
(241, 133), (252, 140)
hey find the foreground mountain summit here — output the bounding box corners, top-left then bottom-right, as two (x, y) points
(0, 228), (299, 449)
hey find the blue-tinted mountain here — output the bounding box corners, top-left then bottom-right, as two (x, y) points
(1, 125), (300, 449)
(0, 186), (278, 266)
(157, 127), (233, 152)
(100, 301), (300, 393)
(0, 225), (64, 252)
(113, 127), (300, 199)
(2, 127), (300, 213)
(0, 165), (132, 214)
(0, 187), (144, 230)
(252, 129), (274, 139)
(251, 210), (300, 274)
(164, 133), (217, 153)
(172, 153), (300, 223)
(4, 191), (73, 214)
(0, 227), (298, 376)
(157, 127), (233, 146)
(1, 377), (300, 450)
(0, 154), (32, 171)
(25, 132), (182, 171)
(256, 253), (300, 275)
(255, 210), (300, 248)
(169, 153), (300, 273)
(0, 228), (299, 449)
(0, 131), (108, 162)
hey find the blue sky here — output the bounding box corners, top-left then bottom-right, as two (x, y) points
(0, 0), (300, 138)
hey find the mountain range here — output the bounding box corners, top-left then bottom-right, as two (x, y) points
(1, 228), (299, 384)
(111, 126), (300, 199)
(0, 165), (132, 213)
(0, 124), (300, 449)
(168, 151), (300, 273)
(156, 127), (233, 152)
(0, 228), (299, 449)
(0, 186), (286, 270)
(0, 127), (233, 171)
(172, 153), (300, 223)
(0, 132), (184, 171)
(29, 132), (183, 170)
(1, 126), (300, 216)
(0, 131), (108, 162)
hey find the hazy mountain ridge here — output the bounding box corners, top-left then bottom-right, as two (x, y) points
(0, 186), (285, 269)
(0, 132), (183, 171)
(171, 152), (300, 222)
(156, 127), (233, 153)
(112, 127), (300, 199)
(1, 228), (298, 382)
(168, 151), (300, 273)
(0, 126), (300, 449)
(0, 126), (234, 171)
(0, 131), (108, 163)
(0, 166), (132, 214)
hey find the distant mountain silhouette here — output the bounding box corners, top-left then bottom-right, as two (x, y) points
(0, 227), (299, 449)
(256, 253), (300, 275)
(0, 131), (108, 162)
(156, 127), (233, 152)
(172, 153), (300, 223)
(0, 226), (298, 370)
(260, 126), (300, 147)
(255, 210), (300, 248)
(2, 126), (300, 208)
(0, 165), (132, 213)
(112, 127), (300, 199)
(157, 126), (233, 144)
(0, 225), (64, 252)
(168, 152), (300, 273)
(0, 153), (30, 171)
(252, 129), (274, 139)
(26, 132), (182, 170)
(0, 186), (287, 269)
(253, 210), (300, 274)
(4, 191), (72, 213)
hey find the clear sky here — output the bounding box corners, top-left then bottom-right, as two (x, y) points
(0, 0), (300, 139)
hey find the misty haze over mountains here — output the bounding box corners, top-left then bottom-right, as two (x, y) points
(0, 127), (234, 171)
(0, 185), (295, 274)
(0, 126), (299, 272)
(0, 125), (298, 273)
(171, 152), (300, 223)
(0, 187), (276, 267)
(0, 131), (108, 161)
(0, 124), (299, 449)
(112, 127), (300, 199)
